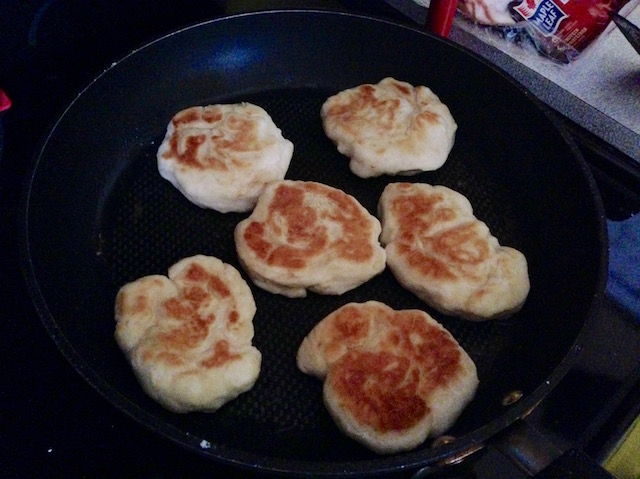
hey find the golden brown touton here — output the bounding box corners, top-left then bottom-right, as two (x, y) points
(114, 255), (261, 413)
(235, 180), (386, 297)
(378, 182), (530, 320)
(297, 301), (479, 454)
(321, 77), (457, 178)
(157, 103), (293, 212)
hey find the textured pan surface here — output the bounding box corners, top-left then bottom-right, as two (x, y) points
(22, 10), (607, 476)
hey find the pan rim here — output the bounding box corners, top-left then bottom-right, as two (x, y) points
(19, 8), (609, 477)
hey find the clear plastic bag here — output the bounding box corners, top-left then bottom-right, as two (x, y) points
(458, 0), (636, 62)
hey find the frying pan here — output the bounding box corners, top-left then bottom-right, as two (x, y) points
(21, 9), (607, 477)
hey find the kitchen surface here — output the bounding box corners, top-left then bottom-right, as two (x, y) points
(394, 0), (640, 161)
(1, 1), (639, 477)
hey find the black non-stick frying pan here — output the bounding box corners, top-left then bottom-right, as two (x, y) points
(21, 9), (608, 477)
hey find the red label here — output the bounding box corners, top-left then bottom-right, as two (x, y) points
(516, 0), (629, 52)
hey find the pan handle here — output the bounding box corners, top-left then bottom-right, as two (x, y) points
(410, 420), (615, 478)
(492, 421), (615, 478)
(492, 419), (565, 474)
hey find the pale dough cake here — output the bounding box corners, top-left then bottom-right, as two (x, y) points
(378, 183), (530, 320)
(234, 180), (386, 298)
(321, 77), (457, 178)
(297, 301), (478, 454)
(157, 103), (293, 212)
(114, 255), (261, 413)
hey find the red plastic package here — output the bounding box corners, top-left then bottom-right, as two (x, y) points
(458, 0), (635, 62)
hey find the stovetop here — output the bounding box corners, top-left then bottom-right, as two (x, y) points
(1, 1), (639, 477)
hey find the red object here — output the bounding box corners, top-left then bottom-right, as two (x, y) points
(426, 0), (459, 37)
(0, 88), (11, 112)
(513, 0), (633, 62)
